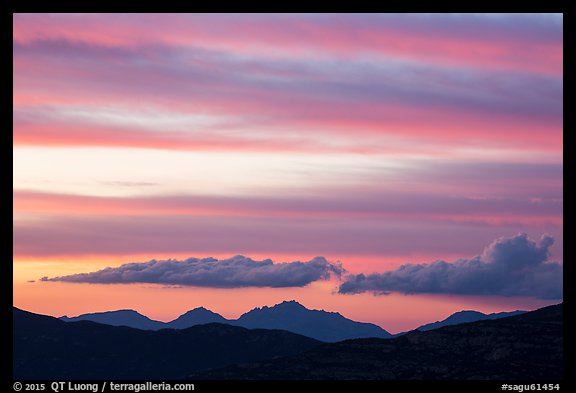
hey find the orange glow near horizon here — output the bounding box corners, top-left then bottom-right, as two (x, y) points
(13, 276), (554, 334)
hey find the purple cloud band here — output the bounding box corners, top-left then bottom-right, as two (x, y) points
(41, 255), (344, 288)
(338, 233), (562, 299)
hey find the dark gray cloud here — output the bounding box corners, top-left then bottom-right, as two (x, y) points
(41, 255), (344, 288)
(339, 233), (562, 299)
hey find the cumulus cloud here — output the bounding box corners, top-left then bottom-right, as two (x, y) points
(339, 233), (562, 299)
(41, 255), (344, 288)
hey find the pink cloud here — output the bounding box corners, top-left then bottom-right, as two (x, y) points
(12, 108), (562, 155)
(13, 39), (561, 154)
(14, 189), (562, 226)
(12, 212), (563, 263)
(13, 14), (562, 75)
(12, 121), (337, 153)
(13, 14), (562, 157)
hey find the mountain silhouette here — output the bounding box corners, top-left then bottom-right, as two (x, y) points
(60, 308), (229, 331)
(14, 307), (320, 379)
(60, 309), (165, 330)
(416, 309), (526, 331)
(166, 307), (229, 329)
(192, 303), (562, 380)
(233, 300), (391, 342)
(59, 300), (391, 342)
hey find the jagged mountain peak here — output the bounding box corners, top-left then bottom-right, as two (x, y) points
(236, 300), (390, 342)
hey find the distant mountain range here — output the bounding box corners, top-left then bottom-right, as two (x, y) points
(14, 307), (320, 379)
(191, 304), (563, 380)
(60, 300), (391, 342)
(60, 309), (166, 330)
(415, 309), (526, 331)
(59, 300), (528, 342)
(60, 306), (227, 331)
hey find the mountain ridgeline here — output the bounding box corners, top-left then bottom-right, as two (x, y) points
(60, 300), (391, 342)
(415, 310), (526, 331)
(61, 307), (227, 330)
(59, 300), (530, 342)
(234, 300), (390, 342)
(60, 309), (166, 330)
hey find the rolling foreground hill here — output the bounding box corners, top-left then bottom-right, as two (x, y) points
(13, 308), (320, 379)
(192, 304), (563, 380)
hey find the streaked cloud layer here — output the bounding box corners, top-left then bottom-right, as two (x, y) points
(13, 14), (563, 323)
(14, 13), (562, 157)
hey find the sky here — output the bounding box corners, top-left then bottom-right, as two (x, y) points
(13, 13), (563, 333)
